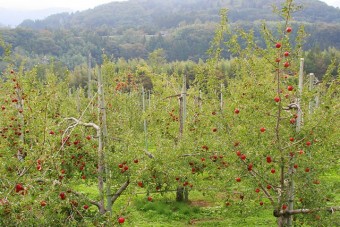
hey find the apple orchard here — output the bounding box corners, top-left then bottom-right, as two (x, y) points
(0, 0), (339, 226)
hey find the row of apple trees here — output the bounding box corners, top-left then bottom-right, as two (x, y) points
(0, 0), (339, 226)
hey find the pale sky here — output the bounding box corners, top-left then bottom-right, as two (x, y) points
(0, 0), (339, 11)
(0, 0), (127, 11)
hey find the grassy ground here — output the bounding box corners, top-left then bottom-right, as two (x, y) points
(72, 168), (340, 226)
(109, 190), (277, 226)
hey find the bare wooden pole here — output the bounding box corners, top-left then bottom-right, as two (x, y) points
(296, 58), (304, 132)
(142, 86), (148, 151)
(220, 83), (224, 110)
(88, 53), (92, 99)
(97, 67), (106, 214)
(179, 75), (187, 137)
(287, 58), (304, 227)
(308, 73), (315, 114)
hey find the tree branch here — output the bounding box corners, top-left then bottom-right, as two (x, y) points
(65, 117), (100, 130)
(110, 180), (130, 205)
(144, 149), (155, 159)
(72, 191), (101, 210)
(274, 206), (340, 217)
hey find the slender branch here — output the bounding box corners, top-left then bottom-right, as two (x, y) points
(72, 191), (101, 210)
(282, 137), (306, 150)
(180, 153), (203, 157)
(247, 167), (276, 206)
(238, 159), (276, 205)
(110, 180), (130, 205)
(144, 149), (155, 159)
(274, 206), (340, 217)
(64, 117), (100, 130)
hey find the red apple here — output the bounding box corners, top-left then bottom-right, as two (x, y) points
(282, 204), (288, 210)
(271, 169), (276, 174)
(138, 181), (143, 187)
(255, 188), (260, 193)
(240, 154), (246, 160)
(118, 163), (123, 168)
(284, 51), (290, 57)
(284, 62), (290, 68)
(134, 159), (139, 164)
(247, 163), (253, 171)
(234, 108), (240, 114)
(118, 217), (125, 224)
(267, 185), (272, 190)
(260, 127), (266, 133)
(266, 156), (272, 163)
(293, 164), (298, 169)
(286, 27), (292, 33)
(236, 177), (241, 182)
(276, 43), (282, 48)
(236, 150), (241, 156)
(274, 96), (280, 102)
(260, 201), (264, 206)
(147, 196), (152, 202)
(287, 85), (293, 91)
(59, 192), (66, 200)
(306, 141), (311, 146)
(86, 135), (91, 140)
(15, 184), (24, 193)
(289, 137), (294, 142)
(83, 205), (89, 210)
(275, 58), (281, 63)
(40, 201), (47, 207)
(305, 167), (310, 173)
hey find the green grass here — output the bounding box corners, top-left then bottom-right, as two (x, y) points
(70, 169), (339, 226)
(108, 190), (277, 226)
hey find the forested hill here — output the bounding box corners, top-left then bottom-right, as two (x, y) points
(19, 0), (340, 30)
(0, 0), (339, 68)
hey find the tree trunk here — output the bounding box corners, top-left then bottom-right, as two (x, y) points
(277, 216), (288, 227)
(176, 186), (189, 202)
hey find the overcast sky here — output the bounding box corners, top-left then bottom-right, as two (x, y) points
(0, 0), (127, 11)
(0, 0), (339, 10)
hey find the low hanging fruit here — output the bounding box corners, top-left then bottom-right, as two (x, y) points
(118, 217), (125, 224)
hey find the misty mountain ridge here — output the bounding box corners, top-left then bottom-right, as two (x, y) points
(0, 7), (73, 27)
(18, 0), (340, 30)
(0, 0), (339, 69)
